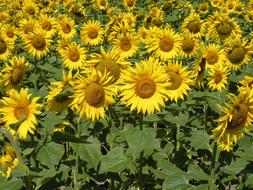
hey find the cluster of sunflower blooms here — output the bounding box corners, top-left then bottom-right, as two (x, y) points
(0, 0), (253, 178)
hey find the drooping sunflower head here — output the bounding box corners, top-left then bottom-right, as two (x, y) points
(71, 69), (117, 121)
(120, 57), (171, 115)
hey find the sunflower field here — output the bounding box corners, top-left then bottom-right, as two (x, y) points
(1, 0), (253, 189)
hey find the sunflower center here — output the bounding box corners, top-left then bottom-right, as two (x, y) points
(216, 22), (232, 36)
(231, 103), (248, 128)
(42, 21), (52, 31)
(85, 82), (105, 106)
(159, 37), (174, 52)
(228, 3), (234, 10)
(153, 19), (162, 27)
(11, 68), (23, 85)
(26, 6), (35, 15)
(126, 0), (134, 7)
(96, 59), (121, 83)
(100, 0), (106, 6)
(23, 24), (34, 34)
(206, 50), (219, 65)
(87, 27), (98, 39)
(68, 48), (80, 62)
(214, 72), (222, 84)
(14, 103), (29, 120)
(31, 35), (46, 50)
(200, 3), (208, 11)
(0, 39), (7, 54)
(55, 93), (70, 102)
(120, 39), (132, 51)
(6, 29), (14, 38)
(187, 20), (201, 34)
(135, 78), (156, 98)
(228, 47), (246, 64)
(235, 5), (242, 12)
(182, 39), (194, 53)
(62, 23), (71, 33)
(167, 71), (182, 90)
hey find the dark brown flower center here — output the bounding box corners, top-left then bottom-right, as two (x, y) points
(187, 20), (201, 34)
(0, 39), (7, 54)
(228, 3), (234, 9)
(135, 78), (156, 98)
(153, 19), (162, 26)
(68, 48), (80, 62)
(214, 72), (222, 84)
(228, 47), (246, 64)
(200, 3), (208, 11)
(14, 103), (29, 120)
(216, 22), (232, 36)
(167, 71), (182, 90)
(42, 20), (52, 31)
(6, 29), (14, 38)
(159, 37), (174, 52)
(87, 27), (98, 39)
(31, 35), (46, 50)
(120, 39), (132, 51)
(26, 6), (35, 15)
(62, 23), (71, 33)
(11, 68), (23, 85)
(206, 50), (219, 65)
(231, 103), (248, 128)
(126, 0), (134, 7)
(100, 0), (106, 6)
(96, 59), (121, 83)
(23, 23), (34, 34)
(85, 82), (105, 106)
(182, 39), (194, 53)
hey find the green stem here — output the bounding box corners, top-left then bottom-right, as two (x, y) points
(138, 114), (143, 189)
(74, 124), (81, 190)
(209, 143), (218, 190)
(176, 124), (180, 151)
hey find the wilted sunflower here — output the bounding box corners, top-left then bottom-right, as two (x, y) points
(1, 56), (28, 90)
(87, 47), (131, 84)
(24, 28), (52, 58)
(0, 36), (13, 60)
(1, 24), (17, 42)
(81, 20), (104, 46)
(120, 57), (170, 115)
(207, 64), (230, 91)
(18, 18), (35, 39)
(71, 69), (117, 121)
(238, 76), (253, 95)
(181, 12), (206, 37)
(46, 72), (74, 114)
(203, 43), (226, 68)
(57, 15), (76, 39)
(145, 27), (182, 61)
(60, 42), (86, 70)
(0, 88), (41, 140)
(164, 61), (194, 102)
(179, 31), (199, 58)
(0, 145), (19, 179)
(224, 37), (253, 70)
(37, 14), (57, 37)
(112, 32), (140, 58)
(206, 13), (241, 42)
(212, 92), (253, 151)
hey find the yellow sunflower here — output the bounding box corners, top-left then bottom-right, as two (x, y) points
(210, 0), (223, 8)
(193, 56), (206, 89)
(56, 38), (71, 54)
(81, 20), (104, 46)
(71, 69), (117, 121)
(145, 27), (182, 61)
(24, 28), (52, 58)
(0, 36), (13, 60)
(245, 10), (253, 23)
(164, 61), (194, 102)
(18, 18), (36, 39)
(23, 0), (39, 17)
(46, 72), (74, 114)
(0, 145), (19, 179)
(181, 12), (206, 38)
(93, 0), (109, 11)
(37, 14), (57, 37)
(108, 20), (135, 41)
(123, 0), (136, 10)
(207, 64), (230, 92)
(179, 31), (199, 58)
(238, 76), (253, 96)
(57, 15), (76, 40)
(0, 88), (41, 140)
(1, 56), (28, 90)
(87, 47), (131, 84)
(198, 2), (209, 15)
(1, 24), (17, 42)
(112, 32), (140, 58)
(224, 37), (253, 71)
(120, 57), (170, 115)
(59, 42), (86, 70)
(206, 13), (242, 42)
(212, 92), (253, 151)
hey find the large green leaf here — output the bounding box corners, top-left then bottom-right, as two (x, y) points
(187, 164), (209, 181)
(187, 130), (211, 150)
(220, 158), (248, 175)
(0, 178), (23, 190)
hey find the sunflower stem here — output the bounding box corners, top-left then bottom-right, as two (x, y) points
(176, 124), (180, 151)
(74, 123), (81, 190)
(209, 142), (218, 190)
(137, 114), (144, 189)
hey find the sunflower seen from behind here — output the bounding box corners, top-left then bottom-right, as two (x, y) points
(120, 57), (170, 115)
(71, 69), (117, 122)
(0, 88), (41, 140)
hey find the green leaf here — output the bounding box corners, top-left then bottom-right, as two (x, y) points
(220, 158), (248, 175)
(0, 178), (23, 190)
(245, 174), (253, 187)
(37, 63), (59, 73)
(34, 168), (57, 190)
(52, 132), (87, 143)
(12, 164), (29, 177)
(36, 142), (64, 167)
(187, 130), (211, 150)
(164, 111), (189, 126)
(188, 164), (209, 181)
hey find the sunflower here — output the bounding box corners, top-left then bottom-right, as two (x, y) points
(23, 0), (39, 17)
(112, 32), (140, 58)
(224, 37), (253, 71)
(59, 42), (86, 70)
(56, 38), (71, 54)
(93, 0), (108, 11)
(81, 20), (104, 46)
(179, 31), (199, 58)
(206, 13), (242, 42)
(37, 14), (57, 37)
(71, 69), (117, 121)
(193, 56), (206, 89)
(207, 64), (230, 92)
(123, 0), (136, 10)
(1, 56), (28, 90)
(0, 36), (13, 60)
(0, 88), (41, 140)
(198, 2), (209, 15)
(203, 43), (226, 69)
(145, 27), (182, 61)
(46, 72), (74, 113)
(147, 6), (164, 27)
(233, 0), (244, 15)
(245, 10), (253, 23)
(120, 57), (170, 115)
(108, 20), (135, 41)
(164, 61), (194, 102)
(212, 92), (253, 151)
(87, 47), (131, 84)
(1, 24), (17, 42)
(18, 18), (35, 39)
(181, 12), (206, 38)
(57, 15), (76, 40)
(225, 0), (236, 14)
(210, 0), (223, 8)
(24, 28), (52, 58)
(238, 76), (253, 96)
(0, 145), (19, 179)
